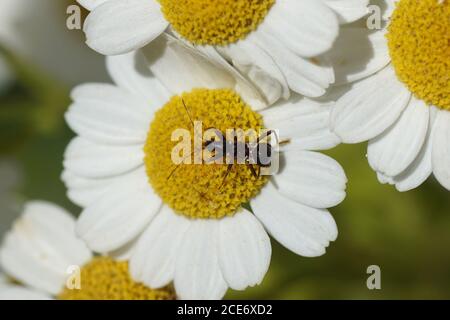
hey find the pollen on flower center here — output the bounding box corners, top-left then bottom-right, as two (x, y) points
(387, 0), (450, 110)
(158, 0), (275, 46)
(144, 88), (268, 220)
(58, 257), (176, 300)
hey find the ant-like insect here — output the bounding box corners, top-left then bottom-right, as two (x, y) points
(167, 98), (281, 190)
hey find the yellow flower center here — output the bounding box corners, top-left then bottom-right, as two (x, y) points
(158, 0), (275, 46)
(387, 0), (450, 110)
(144, 88), (268, 220)
(58, 257), (176, 300)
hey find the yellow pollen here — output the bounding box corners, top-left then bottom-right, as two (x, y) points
(387, 0), (450, 110)
(144, 88), (268, 220)
(158, 0), (275, 46)
(58, 257), (176, 300)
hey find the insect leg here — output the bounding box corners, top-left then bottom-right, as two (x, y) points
(167, 149), (196, 180)
(219, 164), (234, 190)
(248, 163), (258, 178)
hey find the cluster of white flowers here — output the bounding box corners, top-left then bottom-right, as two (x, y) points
(0, 0), (448, 300)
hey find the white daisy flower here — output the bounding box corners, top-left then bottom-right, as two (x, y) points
(0, 200), (176, 300)
(77, 0), (369, 100)
(62, 35), (347, 300)
(329, 0), (450, 191)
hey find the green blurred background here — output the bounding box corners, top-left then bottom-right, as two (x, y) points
(1, 0), (449, 300)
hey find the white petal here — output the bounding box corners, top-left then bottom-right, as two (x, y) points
(391, 107), (437, 191)
(324, 0), (369, 24)
(174, 220), (228, 300)
(313, 84), (352, 103)
(240, 66), (283, 107)
(64, 137), (144, 179)
(62, 166), (147, 208)
(108, 237), (139, 262)
(0, 285), (51, 300)
(0, 201), (92, 295)
(368, 97), (429, 177)
(376, 0), (396, 20)
(142, 35), (235, 95)
(275, 150), (347, 208)
(76, 169), (161, 253)
(106, 50), (171, 107)
(84, 0), (168, 55)
(329, 28), (390, 85)
(66, 83), (152, 145)
(252, 182), (338, 257)
(261, 98), (341, 151)
(377, 172), (395, 185)
(432, 110), (450, 190)
(77, 0), (109, 11)
(130, 207), (190, 288)
(219, 39), (290, 103)
(331, 65), (411, 143)
(194, 43), (269, 110)
(260, 0), (339, 57)
(252, 31), (335, 97)
(217, 210), (271, 291)
(62, 170), (120, 208)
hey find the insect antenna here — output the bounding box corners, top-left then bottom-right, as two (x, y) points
(181, 97), (195, 129)
(278, 138), (291, 147)
(167, 149), (197, 180)
(218, 164), (234, 190)
(256, 129), (275, 144)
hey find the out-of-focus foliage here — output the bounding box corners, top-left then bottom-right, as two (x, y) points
(0, 0), (106, 86)
(0, 49), (70, 152)
(0, 48), (77, 214)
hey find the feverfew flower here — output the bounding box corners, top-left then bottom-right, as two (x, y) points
(62, 36), (347, 299)
(78, 0), (369, 100)
(0, 201), (176, 300)
(329, 0), (450, 191)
